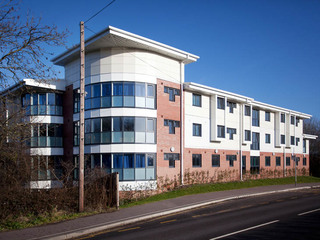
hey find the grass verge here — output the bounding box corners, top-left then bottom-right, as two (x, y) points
(121, 176), (320, 208)
(1, 176), (319, 231)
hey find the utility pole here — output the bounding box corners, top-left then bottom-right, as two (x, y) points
(79, 21), (85, 212)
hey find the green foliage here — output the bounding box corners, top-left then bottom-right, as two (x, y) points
(121, 176), (320, 208)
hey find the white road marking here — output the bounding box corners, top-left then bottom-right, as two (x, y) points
(209, 220), (279, 240)
(298, 208), (320, 216)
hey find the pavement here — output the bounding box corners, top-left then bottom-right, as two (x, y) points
(1, 182), (320, 240)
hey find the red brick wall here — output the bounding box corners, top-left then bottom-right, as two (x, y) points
(183, 148), (240, 183)
(156, 79), (182, 182)
(63, 84), (74, 165)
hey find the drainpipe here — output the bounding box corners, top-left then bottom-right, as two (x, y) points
(180, 60), (185, 185)
(240, 104), (243, 181)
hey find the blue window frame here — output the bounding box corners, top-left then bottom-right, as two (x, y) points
(193, 123), (201, 137)
(217, 125), (225, 138)
(251, 132), (260, 150)
(265, 156), (271, 167)
(217, 97), (225, 109)
(192, 94), (201, 107)
(252, 109), (259, 126)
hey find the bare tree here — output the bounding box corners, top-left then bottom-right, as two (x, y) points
(304, 118), (320, 177)
(0, 0), (68, 89)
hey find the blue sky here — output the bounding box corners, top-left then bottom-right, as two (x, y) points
(20, 0), (320, 118)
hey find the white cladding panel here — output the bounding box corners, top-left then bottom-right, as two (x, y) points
(184, 90), (308, 155)
(65, 48), (181, 86)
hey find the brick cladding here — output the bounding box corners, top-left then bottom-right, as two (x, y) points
(156, 79), (182, 181)
(63, 84), (74, 165)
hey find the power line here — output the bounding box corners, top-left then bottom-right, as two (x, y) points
(85, 0), (116, 23)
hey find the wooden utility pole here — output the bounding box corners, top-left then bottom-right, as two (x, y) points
(79, 21), (85, 212)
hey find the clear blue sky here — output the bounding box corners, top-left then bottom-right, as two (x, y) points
(20, 0), (320, 119)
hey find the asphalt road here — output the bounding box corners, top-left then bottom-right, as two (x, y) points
(76, 189), (320, 240)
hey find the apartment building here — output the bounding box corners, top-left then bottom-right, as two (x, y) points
(3, 26), (316, 189)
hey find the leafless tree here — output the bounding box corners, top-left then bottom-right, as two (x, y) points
(304, 118), (320, 177)
(0, 0), (68, 90)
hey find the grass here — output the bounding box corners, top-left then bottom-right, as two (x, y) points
(1, 176), (320, 231)
(120, 176), (320, 208)
(0, 211), (101, 231)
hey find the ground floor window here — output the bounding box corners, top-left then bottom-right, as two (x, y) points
(226, 155), (236, 167)
(303, 157), (307, 166)
(286, 157), (291, 166)
(31, 155), (63, 181)
(164, 153), (179, 168)
(74, 153), (156, 181)
(212, 154), (220, 167)
(250, 156), (260, 174)
(242, 156), (246, 171)
(265, 156), (270, 167)
(192, 154), (202, 168)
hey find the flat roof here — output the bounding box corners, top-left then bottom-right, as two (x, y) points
(52, 26), (199, 66)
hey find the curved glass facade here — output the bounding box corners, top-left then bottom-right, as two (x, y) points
(73, 81), (156, 113)
(30, 123), (63, 147)
(73, 117), (156, 146)
(74, 153), (156, 181)
(22, 92), (63, 116)
(31, 155), (63, 180)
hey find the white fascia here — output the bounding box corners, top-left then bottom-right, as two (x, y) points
(252, 100), (312, 119)
(108, 26), (200, 64)
(184, 82), (312, 119)
(23, 78), (66, 91)
(184, 82), (252, 103)
(303, 134), (318, 140)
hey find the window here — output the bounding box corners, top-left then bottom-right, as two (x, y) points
(212, 155), (220, 167)
(303, 139), (306, 153)
(164, 119), (180, 134)
(250, 156), (260, 174)
(296, 138), (300, 146)
(265, 156), (271, 167)
(77, 82), (156, 110)
(251, 132), (260, 150)
(192, 154), (202, 168)
(286, 157), (290, 166)
(226, 155), (236, 167)
(245, 130), (251, 141)
(93, 153), (157, 181)
(265, 134), (271, 144)
(227, 128), (236, 140)
(252, 109), (259, 127)
(164, 153), (179, 168)
(296, 118), (300, 127)
(245, 106), (251, 116)
(242, 156), (246, 171)
(303, 158), (307, 166)
(281, 135), (285, 144)
(295, 157), (300, 166)
(291, 136), (295, 145)
(193, 123), (202, 137)
(192, 94), (201, 107)
(22, 92), (63, 116)
(281, 113), (285, 123)
(81, 117), (156, 145)
(265, 112), (270, 121)
(276, 157), (281, 166)
(217, 125), (225, 138)
(164, 86), (180, 102)
(291, 116), (295, 125)
(217, 97), (225, 109)
(227, 101), (236, 113)
(30, 123), (63, 148)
